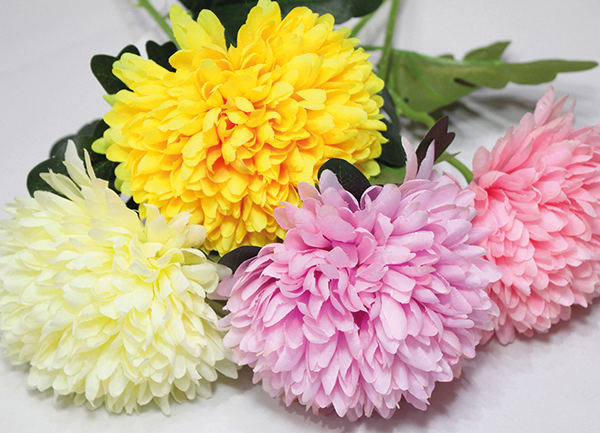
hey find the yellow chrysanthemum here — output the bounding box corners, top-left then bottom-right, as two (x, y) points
(0, 143), (237, 414)
(93, 0), (386, 254)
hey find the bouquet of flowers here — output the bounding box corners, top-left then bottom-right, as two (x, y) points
(1, 0), (599, 425)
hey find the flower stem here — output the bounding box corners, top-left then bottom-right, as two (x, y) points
(358, 45), (383, 51)
(136, 0), (176, 43)
(377, 0), (401, 82)
(445, 155), (474, 184)
(350, 11), (376, 38)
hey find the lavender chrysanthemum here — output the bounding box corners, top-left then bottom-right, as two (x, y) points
(217, 140), (500, 420)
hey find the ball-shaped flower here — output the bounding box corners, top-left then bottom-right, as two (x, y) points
(93, 0), (386, 254)
(469, 88), (600, 344)
(0, 144), (237, 414)
(217, 140), (500, 420)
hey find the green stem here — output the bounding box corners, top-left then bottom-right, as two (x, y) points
(377, 0), (401, 82)
(137, 0), (176, 43)
(350, 11), (376, 38)
(445, 156), (474, 184)
(358, 45), (383, 51)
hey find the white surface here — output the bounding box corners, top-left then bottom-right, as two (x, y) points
(1, 1), (600, 432)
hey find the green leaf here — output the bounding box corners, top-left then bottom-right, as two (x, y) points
(89, 119), (110, 144)
(385, 44), (597, 123)
(206, 298), (228, 317)
(318, 158), (371, 202)
(75, 120), (99, 137)
(125, 196), (140, 211)
(387, 88), (436, 128)
(178, 0), (384, 45)
(492, 61), (598, 85)
(146, 41), (177, 72)
(82, 121), (123, 193)
(370, 164), (405, 185)
(27, 119), (121, 197)
(464, 41), (510, 61)
(49, 119), (101, 160)
(377, 87), (405, 168)
(49, 134), (77, 160)
(27, 158), (70, 196)
(91, 45), (140, 94)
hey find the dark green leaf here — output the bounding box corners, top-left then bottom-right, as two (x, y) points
(125, 196), (140, 212)
(318, 158), (371, 202)
(92, 158), (118, 186)
(219, 245), (262, 272)
(28, 119), (121, 197)
(27, 158), (70, 196)
(50, 120), (102, 160)
(464, 41), (510, 61)
(84, 120), (121, 192)
(386, 45), (597, 123)
(90, 119), (110, 142)
(207, 250), (222, 263)
(91, 45), (140, 94)
(416, 116), (455, 165)
(49, 134), (77, 159)
(178, 0), (384, 45)
(207, 298), (227, 317)
(146, 41), (177, 72)
(68, 135), (93, 159)
(76, 120), (99, 137)
(377, 87), (405, 168)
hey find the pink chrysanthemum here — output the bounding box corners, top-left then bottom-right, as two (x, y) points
(217, 140), (500, 420)
(469, 88), (600, 344)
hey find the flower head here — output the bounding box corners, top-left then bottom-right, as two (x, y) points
(93, 0), (386, 254)
(0, 144), (237, 414)
(469, 88), (600, 344)
(217, 141), (500, 420)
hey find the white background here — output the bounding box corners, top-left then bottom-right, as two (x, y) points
(1, 1), (600, 432)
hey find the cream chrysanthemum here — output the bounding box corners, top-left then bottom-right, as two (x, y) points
(0, 143), (237, 414)
(93, 0), (386, 254)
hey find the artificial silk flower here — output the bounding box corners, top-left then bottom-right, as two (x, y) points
(0, 143), (237, 414)
(469, 88), (600, 344)
(217, 140), (500, 420)
(93, 0), (386, 255)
